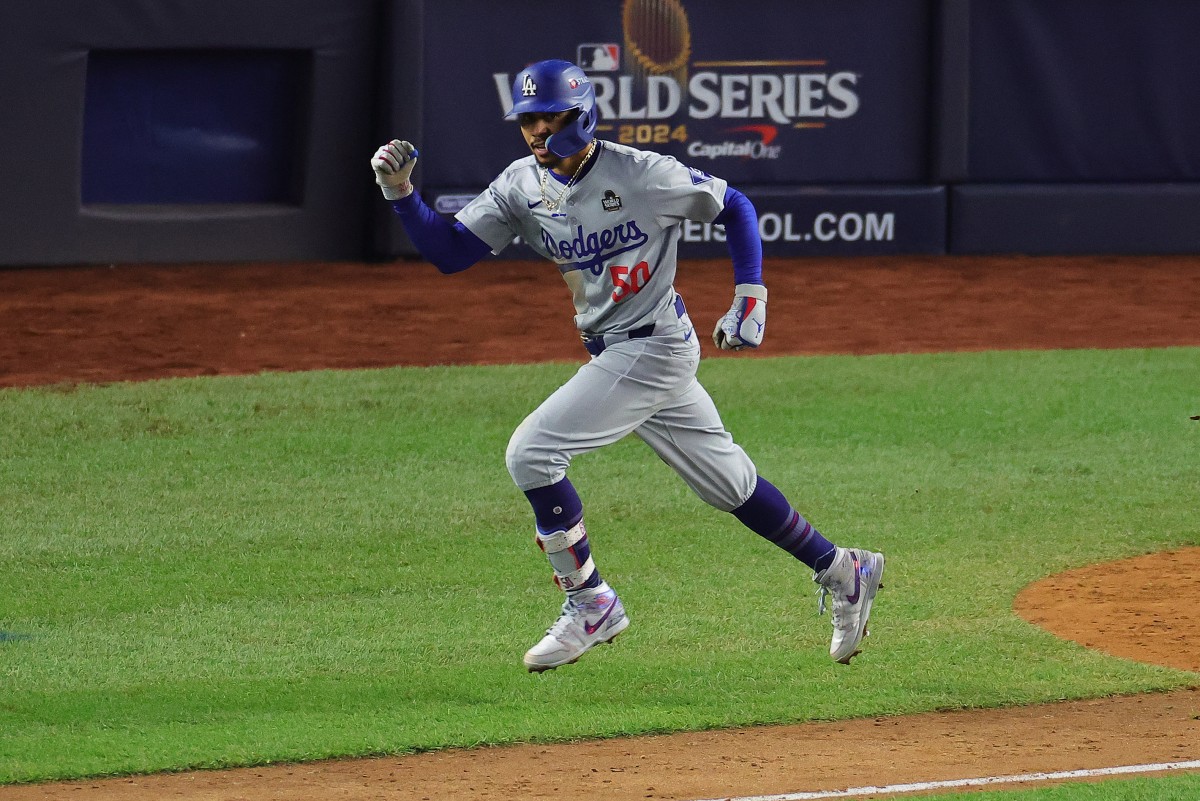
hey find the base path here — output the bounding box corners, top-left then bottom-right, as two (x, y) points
(1, 255), (1197, 800)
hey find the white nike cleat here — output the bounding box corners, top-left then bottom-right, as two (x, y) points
(524, 583), (629, 672)
(814, 547), (885, 664)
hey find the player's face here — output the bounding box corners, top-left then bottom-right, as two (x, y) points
(518, 111), (572, 166)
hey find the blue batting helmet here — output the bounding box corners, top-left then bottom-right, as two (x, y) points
(505, 59), (598, 158)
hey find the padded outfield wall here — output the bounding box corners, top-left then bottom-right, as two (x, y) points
(1, 0), (1199, 265)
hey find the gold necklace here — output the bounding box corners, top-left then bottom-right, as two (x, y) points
(540, 140), (598, 211)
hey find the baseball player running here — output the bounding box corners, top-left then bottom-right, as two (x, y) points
(372, 59), (885, 672)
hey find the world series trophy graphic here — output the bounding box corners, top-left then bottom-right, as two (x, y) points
(622, 0), (692, 91)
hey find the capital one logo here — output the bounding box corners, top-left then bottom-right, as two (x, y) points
(521, 74), (537, 96)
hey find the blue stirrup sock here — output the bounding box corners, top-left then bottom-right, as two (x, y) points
(732, 477), (837, 572)
(523, 477), (602, 594)
(526, 476), (835, 588)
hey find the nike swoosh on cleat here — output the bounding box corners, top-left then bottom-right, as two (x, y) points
(584, 602), (618, 635)
(846, 553), (862, 605)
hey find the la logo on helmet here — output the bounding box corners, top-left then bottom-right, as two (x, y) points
(522, 74), (537, 96)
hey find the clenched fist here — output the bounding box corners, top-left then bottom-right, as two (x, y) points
(371, 140), (419, 200)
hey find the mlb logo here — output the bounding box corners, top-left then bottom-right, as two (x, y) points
(577, 44), (620, 72)
(688, 166), (714, 185)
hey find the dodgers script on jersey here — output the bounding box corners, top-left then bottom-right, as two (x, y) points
(455, 141), (728, 336)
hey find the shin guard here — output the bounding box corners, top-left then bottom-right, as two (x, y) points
(536, 521), (600, 593)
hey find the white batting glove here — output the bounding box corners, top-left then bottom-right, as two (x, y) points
(371, 139), (419, 200)
(713, 283), (768, 350)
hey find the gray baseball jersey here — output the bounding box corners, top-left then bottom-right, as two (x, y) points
(456, 141), (728, 336)
(458, 139), (758, 509)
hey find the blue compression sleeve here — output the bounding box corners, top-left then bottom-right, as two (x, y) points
(713, 186), (763, 285)
(389, 191), (493, 274)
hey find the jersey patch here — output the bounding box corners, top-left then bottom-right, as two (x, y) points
(601, 190), (622, 212)
(688, 166), (714, 185)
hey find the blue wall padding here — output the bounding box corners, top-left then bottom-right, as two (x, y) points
(3, 0), (1200, 263)
(951, 184), (1200, 254)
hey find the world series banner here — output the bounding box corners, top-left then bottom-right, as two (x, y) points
(417, 0), (932, 189)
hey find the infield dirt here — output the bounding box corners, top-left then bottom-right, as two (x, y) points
(1, 255), (1197, 799)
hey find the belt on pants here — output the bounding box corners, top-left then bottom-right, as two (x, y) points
(580, 296), (690, 357)
(580, 323), (656, 357)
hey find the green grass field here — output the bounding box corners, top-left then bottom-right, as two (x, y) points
(1, 347), (1197, 787)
